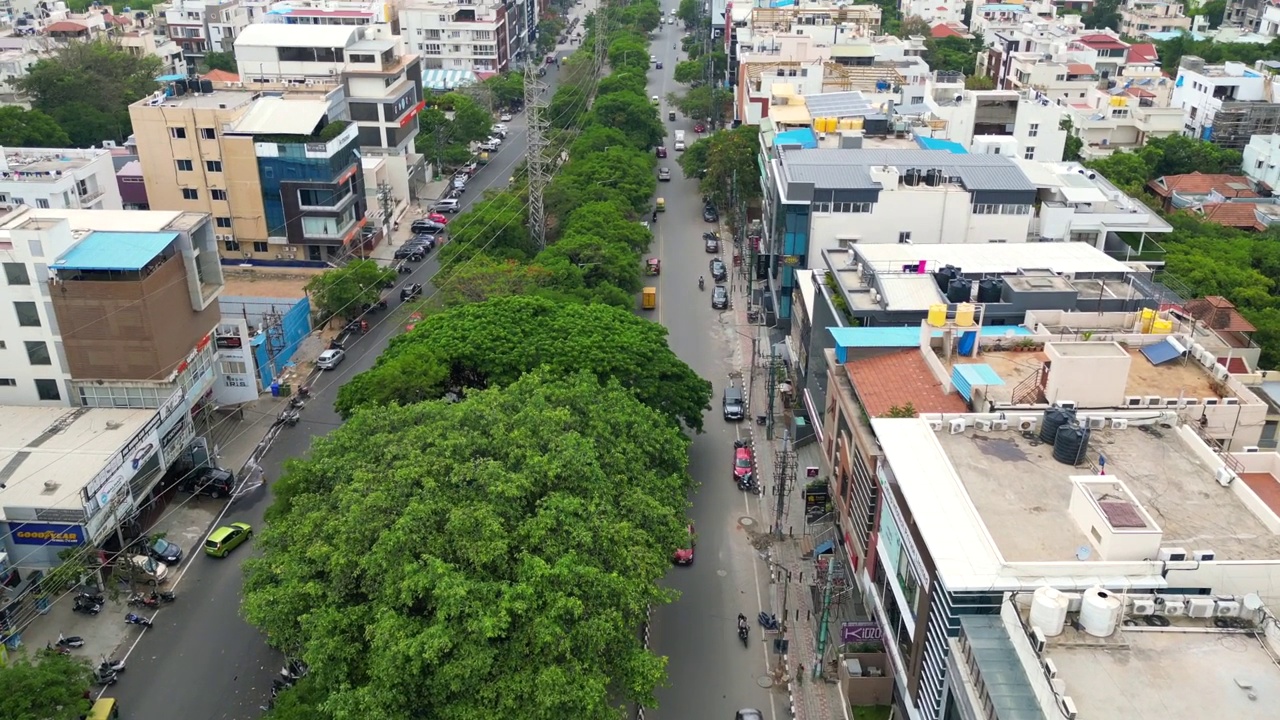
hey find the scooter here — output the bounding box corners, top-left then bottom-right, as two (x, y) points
(278, 409), (300, 427)
(150, 590), (176, 603)
(56, 633), (84, 649)
(737, 472), (757, 493)
(93, 668), (119, 686)
(99, 656), (127, 674)
(73, 596), (102, 615)
(124, 613), (153, 628)
(758, 612), (780, 631)
(737, 613), (750, 647)
(77, 590), (105, 605)
(280, 658), (308, 683)
(288, 396), (306, 410)
(129, 593), (159, 609)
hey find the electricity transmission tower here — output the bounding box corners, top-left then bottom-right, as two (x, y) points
(524, 60), (549, 249)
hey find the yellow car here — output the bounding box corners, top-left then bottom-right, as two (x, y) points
(204, 522), (253, 558)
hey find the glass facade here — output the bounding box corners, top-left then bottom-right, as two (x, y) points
(776, 203), (810, 321)
(258, 134), (361, 236)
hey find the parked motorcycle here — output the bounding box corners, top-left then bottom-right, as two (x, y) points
(73, 596), (103, 615)
(288, 396), (306, 410)
(93, 668), (119, 686)
(129, 593), (158, 609)
(758, 612), (780, 631)
(280, 658), (308, 683)
(56, 633), (84, 649)
(278, 409), (300, 427)
(124, 613), (153, 628)
(98, 656), (127, 674)
(76, 590), (105, 605)
(150, 590), (176, 603)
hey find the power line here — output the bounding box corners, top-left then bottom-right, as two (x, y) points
(524, 60), (550, 250)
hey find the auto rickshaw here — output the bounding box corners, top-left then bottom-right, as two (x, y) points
(656, 197), (666, 212)
(642, 287), (657, 310)
(645, 257), (661, 275)
(668, 110), (676, 121)
(89, 698), (121, 720)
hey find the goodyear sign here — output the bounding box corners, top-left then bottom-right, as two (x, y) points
(10, 522), (86, 547)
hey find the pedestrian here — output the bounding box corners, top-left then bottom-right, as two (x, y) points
(796, 663), (804, 685)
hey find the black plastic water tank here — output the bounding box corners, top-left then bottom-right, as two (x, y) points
(977, 278), (1002, 303)
(946, 278), (971, 303)
(200, 79), (214, 94)
(1039, 406), (1077, 444)
(1053, 425), (1091, 465)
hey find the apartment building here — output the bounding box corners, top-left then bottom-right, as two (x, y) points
(260, 0), (396, 28)
(1172, 56), (1280, 148)
(900, 0), (964, 24)
(1119, 0), (1192, 37)
(1224, 0), (1269, 32)
(399, 0), (517, 73)
(0, 147), (123, 213)
(906, 74), (1069, 162)
(117, 21), (189, 77)
(976, 15), (1087, 89)
(1061, 85), (1183, 159)
(1243, 133), (1280, 192)
(155, 0), (252, 64)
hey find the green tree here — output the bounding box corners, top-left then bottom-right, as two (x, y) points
(335, 296), (712, 430)
(483, 72), (525, 110)
(15, 39), (162, 145)
(536, 231), (642, 294)
(677, 0), (699, 26)
(415, 106), (474, 170)
(247, 370), (691, 720)
(0, 106), (71, 147)
(673, 53), (727, 86)
(203, 51), (237, 73)
(441, 91), (493, 144)
(678, 125), (762, 215)
(924, 35), (982, 74)
(570, 126), (632, 158)
(1082, 0), (1122, 31)
(1060, 117), (1083, 162)
(437, 254), (557, 306)
(597, 69), (648, 97)
(562, 200), (653, 253)
(608, 35), (651, 73)
(896, 15), (930, 38)
(549, 83), (589, 130)
(1198, 0), (1226, 27)
(437, 192), (534, 270)
(666, 86), (733, 123)
(303, 259), (396, 322)
(547, 146), (657, 221)
(537, 18), (566, 55)
(965, 75), (996, 90)
(1136, 134), (1243, 177)
(0, 651), (94, 720)
(588, 91), (665, 149)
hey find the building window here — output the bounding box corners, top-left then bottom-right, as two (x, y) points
(35, 199), (49, 209)
(216, 216), (232, 228)
(206, 160), (223, 172)
(252, 241), (269, 253)
(28, 239), (43, 257)
(1027, 123), (1039, 137)
(812, 202), (831, 213)
(170, 127), (187, 139)
(176, 159), (194, 171)
(182, 188), (199, 200)
(34, 379), (60, 401)
(14, 301), (39, 327)
(0, 379), (14, 387)
(224, 239), (241, 252)
(422, 43), (442, 55)
(200, 127), (216, 139)
(25, 341), (51, 365)
(3, 263), (30, 285)
(898, 231), (912, 243)
(1023, 146), (1036, 159)
(211, 189), (227, 201)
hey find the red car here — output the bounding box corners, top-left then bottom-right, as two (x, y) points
(426, 212), (449, 225)
(734, 443), (754, 483)
(673, 524), (695, 565)
(656, 146), (668, 158)
(694, 122), (707, 133)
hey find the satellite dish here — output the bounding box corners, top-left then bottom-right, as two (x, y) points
(1076, 545), (1092, 561)
(1244, 593), (1264, 611)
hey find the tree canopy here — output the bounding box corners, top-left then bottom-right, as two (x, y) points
(335, 296), (711, 430)
(0, 107), (70, 147)
(246, 371), (691, 720)
(546, 146), (657, 221)
(203, 51), (237, 73)
(303, 259), (396, 322)
(678, 125), (762, 218)
(436, 191), (535, 271)
(0, 651), (93, 720)
(588, 91), (665, 149)
(415, 92), (493, 171)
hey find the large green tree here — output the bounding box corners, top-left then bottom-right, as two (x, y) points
(0, 651), (93, 720)
(0, 107), (70, 147)
(483, 72), (525, 110)
(303, 259), (396, 322)
(666, 86), (733, 124)
(562, 200), (653, 253)
(678, 125), (762, 214)
(203, 51), (237, 73)
(536, 231), (642, 294)
(14, 39), (162, 146)
(546, 146), (657, 222)
(437, 254), (557, 307)
(246, 371), (691, 720)
(588, 91), (665, 149)
(335, 296), (711, 430)
(608, 35), (651, 74)
(597, 69), (648, 97)
(436, 192), (534, 270)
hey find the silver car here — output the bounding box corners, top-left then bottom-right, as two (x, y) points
(317, 349), (345, 370)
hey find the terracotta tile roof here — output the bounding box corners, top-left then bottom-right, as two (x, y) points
(1184, 296), (1256, 333)
(1200, 202), (1266, 231)
(1147, 172), (1259, 199)
(1124, 87), (1157, 99)
(1127, 43), (1158, 64)
(104, 14), (131, 26)
(845, 350), (969, 418)
(1077, 34), (1128, 50)
(202, 69), (240, 82)
(45, 20), (88, 32)
(1066, 63), (1095, 75)
(1220, 356), (1250, 374)
(931, 23), (963, 38)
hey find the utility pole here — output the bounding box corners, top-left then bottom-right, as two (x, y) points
(765, 341), (787, 440)
(376, 181), (394, 246)
(813, 550), (842, 679)
(524, 59), (549, 249)
(772, 430), (797, 538)
(593, 3), (608, 74)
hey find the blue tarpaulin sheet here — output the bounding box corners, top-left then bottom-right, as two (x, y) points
(952, 363), (1005, 401)
(1140, 338), (1186, 366)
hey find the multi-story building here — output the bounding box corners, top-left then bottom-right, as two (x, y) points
(399, 0), (518, 73)
(1120, 0), (1192, 36)
(115, 159), (150, 210)
(900, 0), (964, 24)
(904, 74), (1069, 162)
(1171, 56), (1280, 148)
(1224, 0), (1269, 32)
(1243, 133), (1280, 192)
(0, 147), (124, 213)
(155, 0), (252, 64)
(1061, 85), (1184, 159)
(260, 0), (396, 28)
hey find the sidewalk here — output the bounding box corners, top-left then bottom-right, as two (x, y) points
(367, 177), (454, 265)
(730, 284), (843, 720)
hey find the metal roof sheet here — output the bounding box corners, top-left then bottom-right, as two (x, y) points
(54, 231), (178, 271)
(781, 149), (1034, 192)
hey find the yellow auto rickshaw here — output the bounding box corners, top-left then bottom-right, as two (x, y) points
(89, 698), (121, 720)
(656, 198), (666, 212)
(642, 287), (657, 310)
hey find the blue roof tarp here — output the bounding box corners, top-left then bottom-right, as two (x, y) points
(953, 363), (1005, 400)
(916, 136), (969, 154)
(55, 231), (178, 272)
(776, 128), (818, 149)
(1141, 338), (1186, 366)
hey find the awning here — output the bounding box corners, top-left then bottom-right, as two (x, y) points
(1060, 185), (1107, 203)
(423, 69), (479, 91)
(1140, 337), (1186, 366)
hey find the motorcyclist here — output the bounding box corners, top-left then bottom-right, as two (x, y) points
(737, 613), (748, 630)
(699, 275), (705, 290)
(651, 209), (658, 222)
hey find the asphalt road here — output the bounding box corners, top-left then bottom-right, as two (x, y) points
(645, 12), (780, 720)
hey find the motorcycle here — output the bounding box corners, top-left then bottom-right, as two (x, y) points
(93, 668), (119, 686)
(77, 590), (105, 605)
(281, 658), (308, 682)
(124, 613), (153, 628)
(737, 613), (750, 647)
(758, 612), (780, 631)
(73, 596), (103, 615)
(98, 656), (127, 674)
(737, 471), (757, 493)
(278, 409), (300, 427)
(296, 385), (312, 399)
(698, 276), (705, 291)
(151, 590), (176, 603)
(56, 633), (84, 649)
(288, 396), (306, 410)
(129, 593), (159, 609)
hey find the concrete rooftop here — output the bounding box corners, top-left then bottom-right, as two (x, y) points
(937, 424), (1280, 562)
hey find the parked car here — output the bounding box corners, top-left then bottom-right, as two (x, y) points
(673, 524), (695, 565)
(478, 139), (500, 151)
(204, 522), (252, 558)
(181, 466), (236, 499)
(499, 113), (512, 121)
(650, 55), (657, 64)
(317, 348), (345, 370)
(736, 711), (764, 720)
(141, 536), (183, 565)
(711, 284), (729, 309)
(393, 245), (424, 261)
(733, 444), (754, 483)
(125, 555), (168, 584)
(694, 122), (707, 133)
(425, 212), (450, 225)
(723, 386), (745, 421)
(705, 234), (720, 253)
(431, 199), (461, 214)
(703, 205), (719, 223)
(709, 257), (727, 281)
(658, 167), (671, 181)
(411, 219), (446, 234)
(400, 282), (424, 300)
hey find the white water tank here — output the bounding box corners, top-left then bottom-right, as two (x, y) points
(1030, 587), (1069, 637)
(1080, 587), (1121, 637)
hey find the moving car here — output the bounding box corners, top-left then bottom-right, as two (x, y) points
(400, 282), (424, 300)
(142, 536), (183, 565)
(499, 113), (512, 121)
(733, 444), (754, 483)
(181, 466), (236, 499)
(709, 257), (727, 281)
(711, 284), (729, 309)
(651, 95), (660, 105)
(317, 348), (345, 370)
(658, 167), (671, 181)
(723, 386), (745, 421)
(204, 522), (252, 558)
(694, 122), (707, 133)
(656, 61), (663, 69)
(673, 524), (695, 565)
(125, 555), (168, 584)
(655, 146), (667, 158)
(736, 711), (764, 720)
(703, 205), (719, 222)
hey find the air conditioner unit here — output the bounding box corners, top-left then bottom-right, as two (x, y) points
(1215, 467), (1236, 487)
(1043, 658), (1059, 678)
(1030, 626), (1046, 653)
(992, 419), (1009, 430)
(1243, 446), (1260, 453)
(1203, 398), (1219, 406)
(976, 419), (995, 431)
(927, 419), (944, 431)
(1144, 395), (1163, 406)
(1215, 600), (1242, 617)
(1062, 696), (1078, 720)
(1110, 419), (1128, 430)
(1186, 598), (1215, 618)
(1158, 547), (1188, 562)
(1130, 599), (1156, 616)
(1224, 397), (1239, 405)
(1183, 398), (1199, 406)
(1163, 398), (1180, 407)
(1214, 365), (1229, 381)
(275, 253), (283, 259)
(1192, 549), (1215, 561)
(1058, 400), (1078, 410)
(1018, 417), (1039, 432)
(1086, 417), (1106, 429)
(1161, 600), (1186, 616)
(949, 418), (966, 434)
(1124, 396), (1143, 407)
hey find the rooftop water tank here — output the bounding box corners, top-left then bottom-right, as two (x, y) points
(1053, 425), (1091, 466)
(1080, 587), (1121, 637)
(946, 278), (971, 303)
(977, 277), (1002, 303)
(1030, 586), (1069, 637)
(1039, 406), (1076, 444)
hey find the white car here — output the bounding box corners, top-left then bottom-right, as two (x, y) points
(492, 123), (508, 134)
(499, 113), (512, 121)
(478, 139), (500, 151)
(127, 555), (169, 584)
(650, 55), (657, 64)
(317, 348), (345, 370)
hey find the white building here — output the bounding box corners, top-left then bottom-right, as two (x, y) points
(1119, 0), (1192, 37)
(907, 76), (1070, 162)
(0, 147), (124, 213)
(259, 0), (394, 26)
(399, 0), (520, 73)
(900, 0), (964, 24)
(1060, 85), (1184, 159)
(1171, 56), (1280, 141)
(1243, 134), (1280, 192)
(156, 0), (252, 63)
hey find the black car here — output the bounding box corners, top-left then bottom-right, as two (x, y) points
(409, 234), (437, 250)
(393, 245), (424, 261)
(141, 536), (183, 565)
(181, 467), (236, 499)
(705, 236), (720, 253)
(703, 205), (719, 223)
(411, 219), (446, 234)
(709, 257), (727, 281)
(400, 283), (423, 300)
(723, 386), (745, 421)
(711, 284), (729, 309)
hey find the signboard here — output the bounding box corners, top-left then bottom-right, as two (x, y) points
(804, 486), (829, 513)
(159, 389), (184, 423)
(160, 416), (195, 468)
(883, 488), (929, 591)
(35, 508), (87, 524)
(82, 410), (162, 517)
(841, 621), (884, 644)
(10, 522), (85, 547)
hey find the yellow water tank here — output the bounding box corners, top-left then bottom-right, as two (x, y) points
(1110, 95), (1127, 107)
(928, 303), (948, 328)
(850, 117), (864, 130)
(1151, 318), (1173, 334)
(955, 303), (976, 327)
(1140, 307), (1157, 333)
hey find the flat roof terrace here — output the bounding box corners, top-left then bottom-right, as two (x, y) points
(956, 348), (1220, 405)
(936, 423), (1280, 562)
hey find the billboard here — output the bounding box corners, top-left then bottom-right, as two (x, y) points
(82, 411), (162, 518)
(10, 522), (86, 547)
